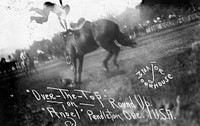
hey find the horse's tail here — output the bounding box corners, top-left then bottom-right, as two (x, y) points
(115, 25), (136, 48)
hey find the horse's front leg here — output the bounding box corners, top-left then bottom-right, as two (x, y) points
(78, 55), (84, 84)
(103, 51), (113, 71)
(112, 45), (120, 70)
(72, 57), (77, 84)
(69, 46), (78, 84)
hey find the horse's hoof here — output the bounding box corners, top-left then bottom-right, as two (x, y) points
(102, 65), (109, 71)
(77, 78), (82, 84)
(73, 79), (82, 85)
(114, 64), (119, 70)
(77, 81), (82, 85)
(68, 83), (76, 87)
(70, 66), (74, 71)
(102, 62), (109, 71)
(61, 78), (72, 85)
(103, 67), (109, 72)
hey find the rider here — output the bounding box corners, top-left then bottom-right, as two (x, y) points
(30, 1), (70, 31)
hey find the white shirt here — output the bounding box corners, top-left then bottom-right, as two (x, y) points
(20, 52), (26, 60)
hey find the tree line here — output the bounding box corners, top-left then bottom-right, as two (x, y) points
(12, 33), (66, 62)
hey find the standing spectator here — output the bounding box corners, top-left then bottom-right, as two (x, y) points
(8, 55), (14, 62)
(1, 57), (6, 63)
(20, 50), (28, 67)
(133, 26), (139, 38)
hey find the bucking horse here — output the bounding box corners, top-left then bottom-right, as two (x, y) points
(61, 19), (137, 84)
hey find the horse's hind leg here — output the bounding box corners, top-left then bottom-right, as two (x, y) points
(102, 41), (120, 71)
(96, 40), (114, 71)
(103, 51), (114, 71)
(112, 45), (120, 70)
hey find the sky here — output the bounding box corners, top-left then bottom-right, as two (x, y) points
(0, 0), (141, 56)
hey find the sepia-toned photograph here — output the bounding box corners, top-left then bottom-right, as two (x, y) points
(0, 0), (200, 126)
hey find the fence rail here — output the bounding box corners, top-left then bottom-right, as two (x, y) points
(145, 12), (200, 34)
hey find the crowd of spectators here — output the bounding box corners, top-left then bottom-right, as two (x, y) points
(132, 4), (200, 37)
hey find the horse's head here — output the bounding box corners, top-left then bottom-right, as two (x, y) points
(60, 30), (74, 42)
(60, 30), (70, 38)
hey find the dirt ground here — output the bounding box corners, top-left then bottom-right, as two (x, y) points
(0, 23), (200, 126)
